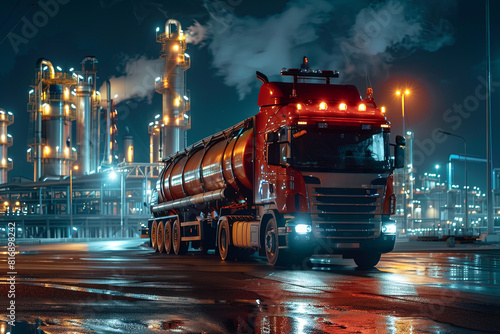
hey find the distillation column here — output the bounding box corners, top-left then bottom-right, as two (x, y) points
(76, 57), (100, 175)
(28, 58), (77, 180)
(0, 108), (13, 183)
(150, 19), (191, 162)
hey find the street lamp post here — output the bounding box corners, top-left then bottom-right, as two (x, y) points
(438, 130), (468, 232)
(69, 164), (78, 237)
(396, 89), (410, 232)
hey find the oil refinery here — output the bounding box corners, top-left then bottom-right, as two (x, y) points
(0, 20), (191, 239)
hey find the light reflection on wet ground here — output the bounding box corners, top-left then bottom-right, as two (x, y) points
(1, 240), (499, 333)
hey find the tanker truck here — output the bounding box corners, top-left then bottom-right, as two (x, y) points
(148, 59), (405, 268)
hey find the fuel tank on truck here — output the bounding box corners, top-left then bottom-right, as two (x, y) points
(158, 121), (254, 207)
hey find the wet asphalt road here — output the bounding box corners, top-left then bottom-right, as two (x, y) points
(1, 239), (499, 333)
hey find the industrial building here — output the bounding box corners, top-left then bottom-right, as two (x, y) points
(0, 19), (190, 239)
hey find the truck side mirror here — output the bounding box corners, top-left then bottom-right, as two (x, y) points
(267, 142), (289, 167)
(394, 135), (405, 169)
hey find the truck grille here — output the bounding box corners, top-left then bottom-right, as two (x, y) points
(310, 186), (382, 239)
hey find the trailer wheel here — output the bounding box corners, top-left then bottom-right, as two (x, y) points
(353, 252), (381, 269)
(157, 221), (165, 253)
(151, 220), (159, 252)
(164, 220), (173, 254)
(173, 218), (188, 255)
(265, 218), (290, 266)
(217, 219), (234, 261)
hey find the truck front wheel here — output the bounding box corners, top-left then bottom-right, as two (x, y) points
(265, 218), (290, 266)
(172, 218), (188, 255)
(353, 252), (381, 269)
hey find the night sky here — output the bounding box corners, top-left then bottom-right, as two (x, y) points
(0, 0), (498, 190)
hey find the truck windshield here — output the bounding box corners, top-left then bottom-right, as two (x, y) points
(291, 126), (391, 172)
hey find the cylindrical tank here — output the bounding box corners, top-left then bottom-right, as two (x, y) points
(42, 84), (74, 177)
(0, 108), (13, 184)
(123, 135), (133, 162)
(76, 84), (91, 174)
(157, 122), (253, 211)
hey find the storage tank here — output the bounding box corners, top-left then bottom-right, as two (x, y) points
(27, 59), (78, 179)
(0, 108), (13, 184)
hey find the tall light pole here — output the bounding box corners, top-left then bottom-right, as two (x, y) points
(435, 164), (441, 226)
(396, 89), (410, 232)
(438, 130), (468, 232)
(69, 164), (79, 237)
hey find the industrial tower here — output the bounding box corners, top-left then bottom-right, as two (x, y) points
(28, 59), (78, 180)
(149, 19), (191, 162)
(0, 108), (13, 183)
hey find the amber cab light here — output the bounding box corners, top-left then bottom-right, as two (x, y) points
(358, 103), (366, 111)
(339, 103), (347, 111)
(319, 102), (328, 111)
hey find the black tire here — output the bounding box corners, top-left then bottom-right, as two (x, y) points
(353, 252), (381, 269)
(217, 218), (234, 261)
(164, 220), (173, 254)
(172, 218), (188, 255)
(151, 220), (158, 252)
(157, 221), (165, 253)
(264, 218), (291, 266)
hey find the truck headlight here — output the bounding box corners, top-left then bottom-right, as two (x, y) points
(382, 222), (396, 234)
(295, 224), (312, 234)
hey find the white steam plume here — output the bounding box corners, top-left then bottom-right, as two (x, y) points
(187, 0), (455, 99)
(99, 55), (162, 104)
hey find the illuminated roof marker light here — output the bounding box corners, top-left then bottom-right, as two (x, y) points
(296, 103), (302, 111)
(319, 102), (328, 111)
(358, 103), (366, 112)
(339, 103), (347, 111)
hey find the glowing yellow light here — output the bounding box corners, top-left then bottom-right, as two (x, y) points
(173, 44), (179, 51)
(174, 98), (180, 107)
(1, 158), (5, 166)
(44, 146), (50, 155)
(3, 201), (8, 206)
(381, 106), (386, 113)
(0, 134), (5, 142)
(396, 90), (401, 95)
(405, 89), (410, 95)
(319, 102), (328, 111)
(64, 88), (69, 100)
(339, 103), (347, 111)
(296, 103), (302, 110)
(358, 103), (366, 111)
(15, 201), (20, 206)
(74, 165), (79, 171)
(65, 104), (69, 115)
(43, 104), (50, 114)
(163, 116), (169, 124)
(298, 121), (307, 125)
(127, 146), (134, 162)
(64, 147), (69, 155)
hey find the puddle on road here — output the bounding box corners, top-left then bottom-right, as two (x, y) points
(2, 312), (481, 334)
